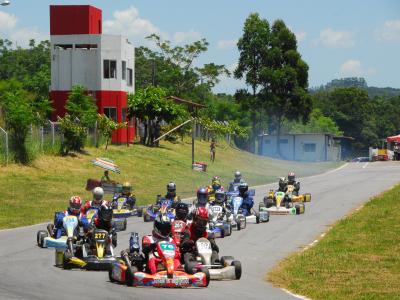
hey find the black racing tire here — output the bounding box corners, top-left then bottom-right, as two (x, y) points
(125, 266), (138, 286)
(236, 222), (241, 231)
(112, 232), (118, 248)
(123, 218), (127, 231)
(220, 256), (234, 267)
(227, 224), (232, 236)
(255, 212), (260, 224)
(136, 208), (143, 217)
(295, 203), (305, 215)
(37, 230), (48, 247)
(108, 269), (116, 282)
(231, 260), (242, 280)
(200, 267), (210, 287)
(218, 224), (225, 238)
(46, 224), (54, 236)
(265, 198), (274, 208)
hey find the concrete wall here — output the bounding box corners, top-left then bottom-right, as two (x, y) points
(259, 134), (341, 162)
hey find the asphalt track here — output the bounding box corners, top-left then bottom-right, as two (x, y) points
(0, 161), (399, 300)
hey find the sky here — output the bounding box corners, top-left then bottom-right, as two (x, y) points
(1, 0), (399, 94)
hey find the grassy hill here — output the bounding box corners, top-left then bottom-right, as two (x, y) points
(0, 139), (339, 229)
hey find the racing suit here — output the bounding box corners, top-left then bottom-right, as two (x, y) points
(112, 193), (136, 210)
(287, 180), (301, 195)
(239, 191), (254, 216)
(142, 233), (181, 275)
(228, 179), (243, 193)
(180, 223), (219, 265)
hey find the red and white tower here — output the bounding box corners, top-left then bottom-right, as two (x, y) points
(49, 5), (135, 143)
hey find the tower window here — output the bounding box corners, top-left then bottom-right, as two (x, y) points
(127, 68), (133, 86)
(122, 61), (126, 80)
(103, 59), (117, 79)
(103, 107), (117, 121)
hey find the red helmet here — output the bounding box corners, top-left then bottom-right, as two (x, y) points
(69, 196), (82, 214)
(193, 207), (209, 230)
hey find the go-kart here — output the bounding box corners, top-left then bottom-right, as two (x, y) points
(260, 190), (305, 215)
(58, 228), (117, 271)
(207, 204), (232, 238)
(184, 237), (241, 280)
(143, 198), (175, 222)
(227, 195), (247, 230)
(286, 184), (311, 203)
(37, 213), (80, 249)
(109, 236), (209, 288)
(111, 196), (144, 218)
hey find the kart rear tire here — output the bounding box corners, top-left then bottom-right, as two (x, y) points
(37, 230), (48, 248)
(237, 222), (241, 231)
(218, 224), (225, 238)
(137, 208), (143, 217)
(108, 269), (115, 283)
(125, 266), (138, 287)
(231, 260), (242, 280)
(265, 198), (274, 208)
(255, 212), (260, 224)
(220, 256), (234, 267)
(200, 267), (210, 287)
(123, 218), (127, 231)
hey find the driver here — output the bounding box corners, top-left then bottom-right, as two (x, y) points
(175, 202), (189, 222)
(238, 182), (254, 214)
(228, 171), (243, 192)
(51, 196), (82, 238)
(81, 187), (107, 216)
(207, 176), (223, 202)
(142, 214), (181, 275)
(180, 207), (219, 265)
(85, 204), (117, 248)
(188, 187), (209, 220)
(213, 189), (230, 213)
(287, 172), (300, 195)
(157, 182), (181, 207)
(112, 182), (136, 209)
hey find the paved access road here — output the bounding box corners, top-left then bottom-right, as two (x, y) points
(0, 162), (398, 300)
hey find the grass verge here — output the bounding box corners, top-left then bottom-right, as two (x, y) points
(268, 184), (400, 300)
(0, 139), (339, 229)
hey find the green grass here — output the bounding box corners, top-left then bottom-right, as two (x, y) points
(268, 184), (400, 300)
(0, 139), (339, 229)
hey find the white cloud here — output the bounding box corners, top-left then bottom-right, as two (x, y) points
(339, 59), (376, 77)
(375, 20), (400, 42)
(295, 31), (307, 42)
(0, 11), (17, 31)
(10, 28), (48, 47)
(217, 39), (237, 50)
(104, 6), (203, 47)
(173, 30), (202, 44)
(318, 28), (355, 48)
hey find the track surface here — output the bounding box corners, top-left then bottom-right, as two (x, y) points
(0, 162), (398, 300)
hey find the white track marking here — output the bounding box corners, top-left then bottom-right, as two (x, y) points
(362, 162), (369, 169)
(281, 288), (312, 300)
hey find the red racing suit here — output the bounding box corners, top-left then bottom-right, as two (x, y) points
(142, 233), (181, 275)
(80, 200), (108, 217)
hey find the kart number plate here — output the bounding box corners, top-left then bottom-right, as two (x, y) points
(211, 206), (222, 213)
(95, 232), (106, 239)
(160, 243), (175, 251)
(196, 241), (212, 253)
(174, 222), (184, 229)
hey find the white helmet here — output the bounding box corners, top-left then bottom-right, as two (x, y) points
(93, 187), (104, 202)
(234, 171), (241, 180)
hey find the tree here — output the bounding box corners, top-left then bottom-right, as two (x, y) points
(0, 79), (51, 163)
(59, 85), (97, 154)
(97, 114), (127, 150)
(235, 13), (270, 152)
(259, 19), (312, 155)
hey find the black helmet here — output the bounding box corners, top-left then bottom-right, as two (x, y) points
(197, 187), (208, 206)
(98, 204), (113, 223)
(167, 182), (176, 193)
(175, 202), (189, 221)
(288, 172), (295, 182)
(214, 189), (226, 205)
(238, 182), (248, 195)
(153, 213), (172, 239)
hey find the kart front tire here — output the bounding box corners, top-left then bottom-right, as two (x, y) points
(137, 208), (143, 217)
(220, 256), (234, 267)
(255, 212), (260, 224)
(108, 269), (115, 282)
(231, 260), (242, 280)
(237, 222), (241, 231)
(37, 230), (48, 248)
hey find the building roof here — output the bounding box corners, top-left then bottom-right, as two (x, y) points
(258, 132), (354, 140)
(168, 96), (206, 109)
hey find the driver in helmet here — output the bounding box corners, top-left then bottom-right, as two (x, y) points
(81, 187), (107, 216)
(85, 203), (117, 248)
(238, 182), (254, 215)
(207, 176), (224, 202)
(278, 172), (300, 195)
(213, 188), (230, 211)
(142, 213), (181, 275)
(51, 196), (83, 238)
(175, 202), (189, 222)
(228, 171), (243, 192)
(156, 182), (181, 207)
(180, 207), (219, 266)
(112, 182), (136, 210)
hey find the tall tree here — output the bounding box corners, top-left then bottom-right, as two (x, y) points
(259, 19), (312, 155)
(235, 13), (270, 152)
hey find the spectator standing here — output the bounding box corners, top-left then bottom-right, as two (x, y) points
(210, 138), (216, 163)
(138, 121), (146, 145)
